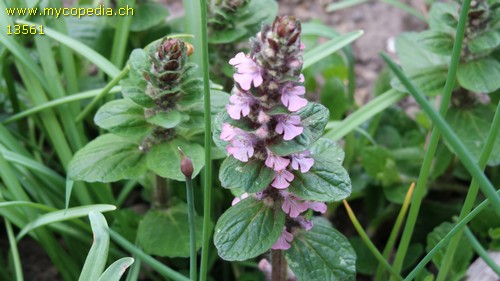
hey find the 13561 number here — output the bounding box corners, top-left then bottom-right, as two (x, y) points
(7, 24), (44, 35)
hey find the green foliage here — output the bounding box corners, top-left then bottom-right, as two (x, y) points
(214, 198), (285, 261)
(426, 222), (473, 281)
(219, 156), (274, 193)
(137, 204), (204, 257)
(285, 218), (356, 281)
(288, 138), (351, 202)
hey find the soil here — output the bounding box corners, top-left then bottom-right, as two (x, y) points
(2, 1), (428, 280)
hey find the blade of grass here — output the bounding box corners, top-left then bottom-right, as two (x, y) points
(387, 0), (472, 276)
(16, 19), (120, 78)
(326, 0), (368, 12)
(78, 211), (111, 281)
(404, 189), (500, 280)
(436, 99), (500, 280)
(4, 219), (23, 281)
(3, 86), (121, 124)
(97, 257), (135, 281)
(324, 89), (406, 141)
(303, 30), (363, 70)
(342, 200), (404, 281)
(110, 0), (135, 68)
(17, 204), (116, 240)
(109, 229), (190, 281)
(463, 227), (500, 276)
(198, 0), (213, 279)
(379, 0), (427, 22)
(76, 68), (129, 122)
(374, 183), (415, 281)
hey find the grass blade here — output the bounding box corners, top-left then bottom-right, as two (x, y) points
(326, 0), (368, 12)
(4, 219), (23, 281)
(97, 257), (135, 281)
(463, 227), (500, 276)
(17, 205), (116, 240)
(303, 30), (363, 69)
(324, 89), (406, 141)
(79, 211), (111, 281)
(342, 200), (403, 281)
(109, 229), (190, 281)
(16, 19), (120, 78)
(3, 86), (121, 124)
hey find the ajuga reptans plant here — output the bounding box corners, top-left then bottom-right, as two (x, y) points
(213, 16), (357, 280)
(69, 37), (229, 183)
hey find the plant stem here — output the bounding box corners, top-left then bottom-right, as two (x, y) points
(154, 175), (169, 209)
(387, 0), (472, 277)
(271, 250), (287, 281)
(463, 227), (500, 276)
(343, 200), (404, 281)
(198, 0), (213, 279)
(185, 175), (198, 281)
(436, 99), (500, 280)
(374, 183), (415, 281)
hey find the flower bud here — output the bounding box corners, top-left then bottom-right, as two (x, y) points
(178, 147), (194, 179)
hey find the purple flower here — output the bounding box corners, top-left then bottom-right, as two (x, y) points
(265, 150), (290, 171)
(296, 216), (313, 230)
(271, 227), (294, 250)
(290, 151), (314, 173)
(226, 131), (256, 162)
(271, 170), (294, 189)
(281, 191), (309, 218)
(276, 115), (303, 141)
(308, 202), (327, 213)
(226, 90), (255, 120)
(229, 52), (263, 90)
(220, 123), (240, 141)
(280, 83), (307, 112)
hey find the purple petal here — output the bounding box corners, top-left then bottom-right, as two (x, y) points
(226, 133), (255, 162)
(282, 192), (309, 217)
(296, 216), (313, 230)
(220, 123), (239, 141)
(231, 193), (249, 206)
(271, 228), (294, 250)
(276, 115), (303, 140)
(290, 151), (314, 173)
(308, 202), (327, 213)
(226, 92), (254, 120)
(281, 84), (307, 112)
(265, 151), (290, 171)
(271, 170), (294, 189)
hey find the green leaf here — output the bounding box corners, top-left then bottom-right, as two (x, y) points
(18, 205), (116, 240)
(396, 32), (449, 72)
(209, 28), (246, 44)
(130, 1), (169, 32)
(219, 156), (274, 193)
(446, 106), (500, 166)
(121, 78), (154, 108)
(78, 211), (111, 281)
(236, 0), (278, 27)
(146, 138), (205, 181)
(146, 110), (182, 129)
(285, 218), (356, 281)
(288, 139), (351, 202)
(269, 102), (330, 156)
(457, 57), (500, 93)
(469, 29), (500, 53)
(309, 138), (345, 164)
(428, 2), (459, 33)
(214, 198), (285, 261)
(391, 65), (449, 97)
(94, 99), (152, 138)
(426, 222), (473, 280)
(418, 30), (454, 56)
(137, 204), (204, 257)
(96, 258), (134, 281)
(361, 146), (401, 187)
(68, 134), (147, 182)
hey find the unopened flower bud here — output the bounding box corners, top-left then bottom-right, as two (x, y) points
(178, 147), (194, 179)
(257, 110), (270, 124)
